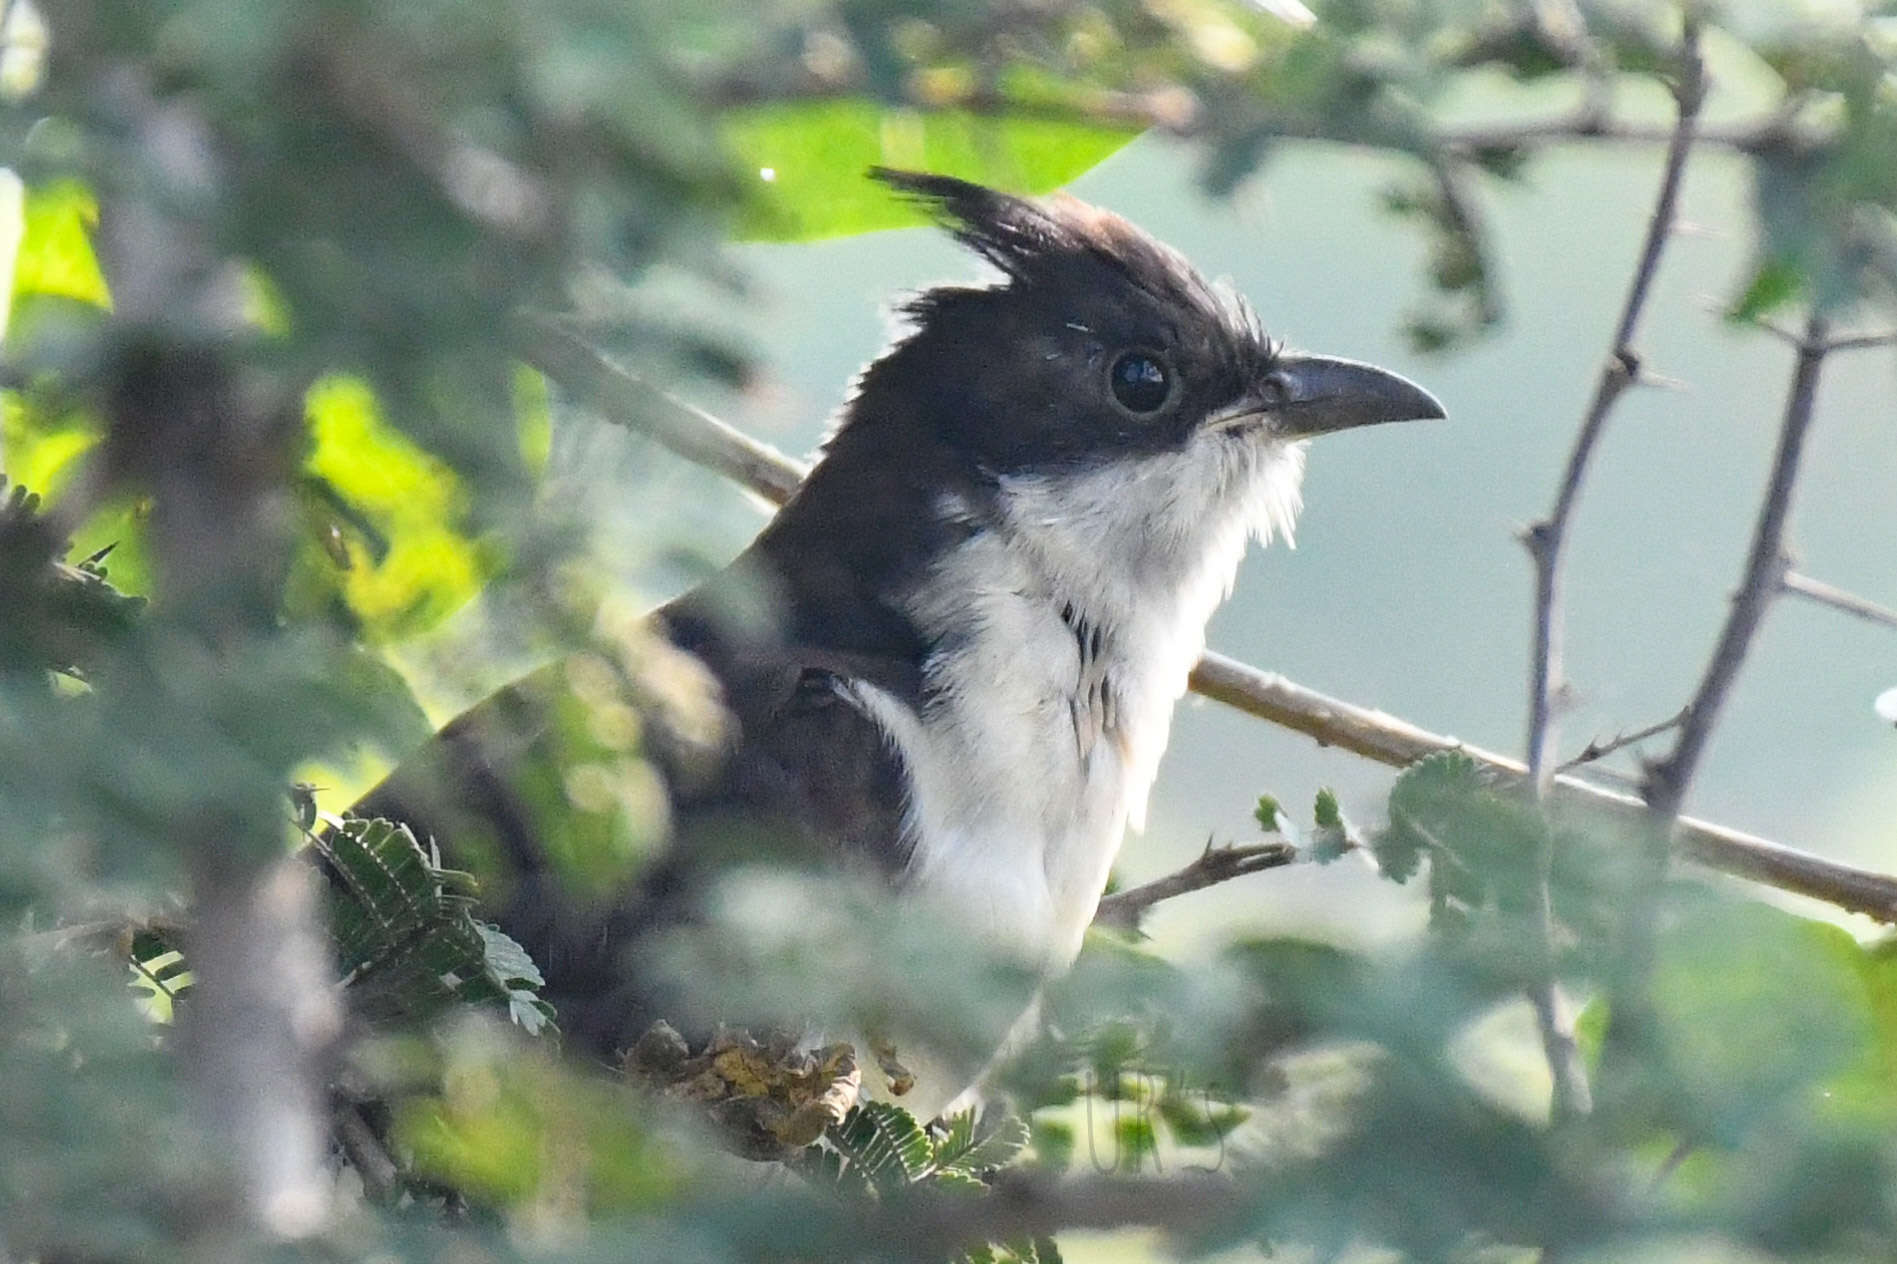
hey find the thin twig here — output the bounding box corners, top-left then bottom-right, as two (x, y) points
(1643, 312), (1830, 822)
(1092, 841), (1298, 933)
(698, 64), (1797, 157)
(332, 1101), (403, 1205)
(1526, 18), (1706, 798)
(1609, 311), (1835, 1076)
(1515, 14), (1705, 1125)
(1820, 330), (1897, 354)
(1556, 708), (1689, 774)
(128, 953), (180, 1003)
(527, 309), (1897, 926)
(1749, 319), (1897, 356)
(516, 313), (805, 505)
(1780, 570), (1897, 632)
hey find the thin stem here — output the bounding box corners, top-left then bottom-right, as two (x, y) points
(1092, 840), (1297, 933)
(1516, 13), (1706, 1126)
(1557, 708), (1689, 774)
(1820, 330), (1897, 354)
(697, 65), (1794, 157)
(1780, 570), (1897, 632)
(1610, 310), (1833, 1077)
(1643, 312), (1830, 823)
(1527, 17), (1706, 795)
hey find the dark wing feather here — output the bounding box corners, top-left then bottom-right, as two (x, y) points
(347, 585), (917, 1057)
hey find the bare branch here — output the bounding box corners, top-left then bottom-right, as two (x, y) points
(1557, 708), (1689, 774)
(1821, 329), (1897, 354)
(696, 60), (1797, 158)
(332, 1101), (402, 1205)
(1190, 654), (1897, 921)
(1093, 840), (1297, 934)
(1745, 318), (1897, 357)
(516, 312), (807, 506)
(1780, 570), (1897, 632)
(1513, 14), (1706, 1125)
(527, 309), (1897, 927)
(1526, 19), (1706, 798)
(1600, 310), (1838, 1081)
(1643, 312), (1830, 822)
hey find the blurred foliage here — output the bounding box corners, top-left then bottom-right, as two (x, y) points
(4, 0), (1897, 1261)
(726, 94), (1136, 240)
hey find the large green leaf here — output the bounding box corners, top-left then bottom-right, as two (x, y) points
(286, 375), (499, 642)
(10, 180), (110, 312)
(724, 99), (1136, 242)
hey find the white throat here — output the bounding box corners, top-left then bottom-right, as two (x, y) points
(845, 433), (1310, 974)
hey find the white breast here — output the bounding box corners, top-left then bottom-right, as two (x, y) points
(848, 434), (1309, 973)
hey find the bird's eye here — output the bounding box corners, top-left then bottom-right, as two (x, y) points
(1257, 370), (1292, 408)
(1107, 351), (1173, 415)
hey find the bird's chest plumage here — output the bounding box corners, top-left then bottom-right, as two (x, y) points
(847, 531), (1204, 971)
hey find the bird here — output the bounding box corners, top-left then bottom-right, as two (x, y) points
(352, 168), (1444, 1119)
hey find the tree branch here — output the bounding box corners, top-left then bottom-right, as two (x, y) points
(696, 63), (1798, 158)
(1525, 17), (1705, 800)
(1779, 570), (1897, 632)
(92, 68), (337, 1239)
(525, 311), (1897, 927)
(1515, 15), (1705, 1124)
(1093, 840), (1297, 934)
(517, 313), (805, 505)
(1606, 310), (1836, 1082)
(1643, 312), (1829, 822)
(1557, 708), (1688, 773)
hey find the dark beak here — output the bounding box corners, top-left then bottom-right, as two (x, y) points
(1265, 353), (1445, 437)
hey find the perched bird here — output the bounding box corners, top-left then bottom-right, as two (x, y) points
(355, 169), (1443, 1116)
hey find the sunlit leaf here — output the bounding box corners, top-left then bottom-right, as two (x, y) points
(288, 375), (497, 642)
(724, 99), (1135, 241)
(11, 180), (109, 311)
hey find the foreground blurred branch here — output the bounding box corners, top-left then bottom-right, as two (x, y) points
(92, 72), (337, 1238)
(698, 65), (1805, 159)
(520, 318), (1897, 926)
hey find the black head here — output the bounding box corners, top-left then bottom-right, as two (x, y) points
(829, 168), (1443, 477)
(743, 170), (1442, 661)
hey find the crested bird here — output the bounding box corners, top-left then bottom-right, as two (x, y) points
(354, 169), (1444, 1118)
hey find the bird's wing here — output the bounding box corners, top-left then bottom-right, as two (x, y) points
(346, 600), (918, 1055)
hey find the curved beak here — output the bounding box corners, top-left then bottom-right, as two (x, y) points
(1267, 353), (1445, 438)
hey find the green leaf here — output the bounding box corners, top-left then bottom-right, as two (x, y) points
(313, 815), (556, 1034)
(11, 180), (110, 311)
(1728, 254), (1804, 323)
(286, 375), (498, 643)
(1312, 787), (1341, 829)
(1155, 1089), (1247, 1147)
(828, 1099), (934, 1195)
(1254, 793), (1286, 833)
(1648, 900), (1876, 1144)
(724, 99), (1135, 242)
(932, 1109), (1032, 1175)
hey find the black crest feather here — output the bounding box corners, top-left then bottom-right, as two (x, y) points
(867, 166), (1265, 349)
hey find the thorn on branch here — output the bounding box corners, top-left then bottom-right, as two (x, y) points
(1557, 707), (1689, 773)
